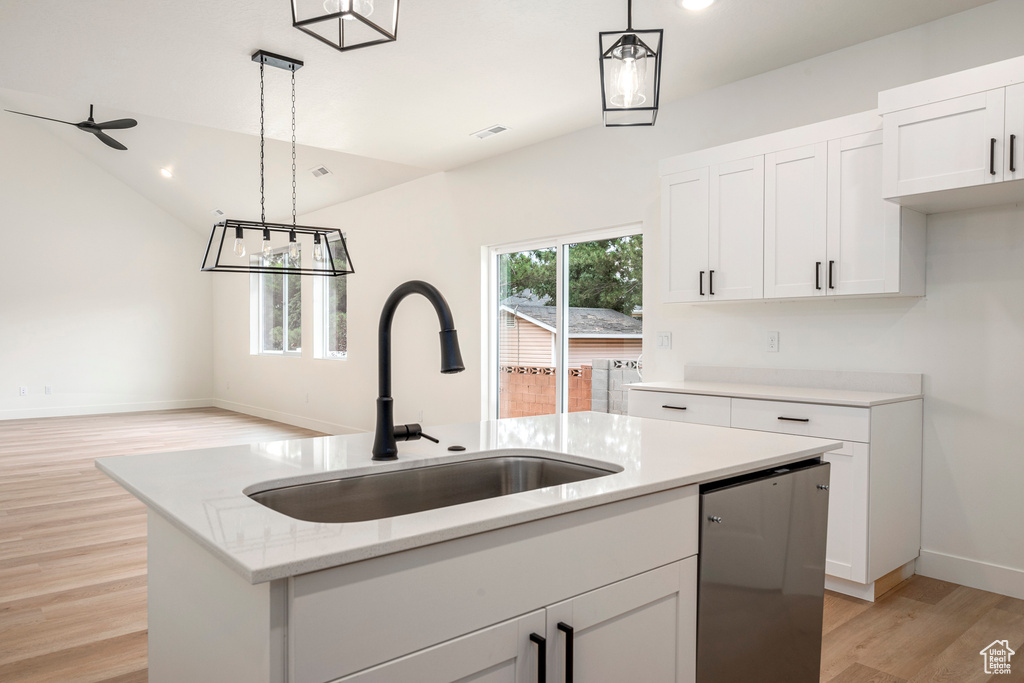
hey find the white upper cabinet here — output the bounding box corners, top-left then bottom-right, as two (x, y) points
(879, 55), (1024, 213)
(709, 156), (764, 301)
(660, 168), (709, 303)
(882, 89), (1005, 198)
(1004, 82), (1024, 183)
(827, 131), (922, 296)
(659, 111), (924, 304)
(660, 157), (763, 303)
(764, 143), (827, 299)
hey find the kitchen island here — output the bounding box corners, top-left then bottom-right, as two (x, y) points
(97, 411), (840, 683)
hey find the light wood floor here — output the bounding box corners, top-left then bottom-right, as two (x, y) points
(2, 409), (1023, 682)
(0, 408), (323, 683)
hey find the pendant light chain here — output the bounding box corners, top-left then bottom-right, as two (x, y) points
(627, 0), (632, 30)
(259, 60), (266, 225)
(291, 67), (297, 230)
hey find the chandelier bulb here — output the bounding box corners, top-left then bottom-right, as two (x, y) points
(323, 0), (373, 19)
(233, 226), (247, 258)
(313, 233), (325, 262)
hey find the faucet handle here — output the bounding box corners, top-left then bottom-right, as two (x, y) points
(393, 423), (439, 443)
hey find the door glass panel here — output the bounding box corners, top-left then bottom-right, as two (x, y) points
(566, 235), (643, 415)
(497, 248), (558, 419)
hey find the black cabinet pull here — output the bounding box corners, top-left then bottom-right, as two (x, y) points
(778, 416), (810, 423)
(699, 270), (705, 296)
(815, 262), (821, 290)
(991, 138), (997, 175)
(709, 269), (715, 296)
(662, 405), (687, 411)
(530, 633), (546, 683)
(828, 260), (835, 290)
(557, 622), (574, 683)
(1012, 134), (1017, 173)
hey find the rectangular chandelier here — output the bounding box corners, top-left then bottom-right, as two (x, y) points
(291, 0), (400, 52)
(201, 220), (354, 276)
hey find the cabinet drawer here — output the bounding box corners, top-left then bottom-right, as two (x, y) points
(731, 398), (869, 442)
(628, 390), (731, 427)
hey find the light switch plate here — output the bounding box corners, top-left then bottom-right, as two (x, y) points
(656, 332), (672, 350)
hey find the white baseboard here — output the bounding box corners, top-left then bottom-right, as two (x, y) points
(917, 549), (1024, 600)
(0, 398), (214, 421)
(212, 399), (364, 436)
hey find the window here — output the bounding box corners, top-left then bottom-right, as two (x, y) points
(313, 234), (349, 360)
(252, 250), (302, 356)
(489, 227), (643, 419)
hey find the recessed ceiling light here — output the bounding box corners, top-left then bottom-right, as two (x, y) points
(160, 168), (173, 179)
(678, 0), (715, 9)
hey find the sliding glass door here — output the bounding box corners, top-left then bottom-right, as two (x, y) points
(491, 228), (643, 419)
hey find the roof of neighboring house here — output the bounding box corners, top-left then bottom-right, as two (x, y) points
(501, 304), (642, 336)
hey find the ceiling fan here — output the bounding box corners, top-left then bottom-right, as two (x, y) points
(3, 104), (137, 150)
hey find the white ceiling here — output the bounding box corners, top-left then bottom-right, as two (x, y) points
(0, 0), (999, 225)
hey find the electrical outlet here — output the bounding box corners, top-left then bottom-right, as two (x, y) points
(417, 410), (424, 423)
(305, 392), (310, 404)
(656, 332), (673, 350)
(226, 381), (230, 390)
(767, 331), (780, 353)
(45, 386), (52, 395)
(19, 386), (28, 396)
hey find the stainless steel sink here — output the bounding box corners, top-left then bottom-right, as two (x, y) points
(248, 455), (617, 523)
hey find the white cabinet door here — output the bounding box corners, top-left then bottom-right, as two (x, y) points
(826, 130), (901, 296)
(545, 559), (697, 683)
(882, 88), (1005, 198)
(661, 168), (710, 303)
(1004, 83), (1024, 182)
(709, 156), (764, 301)
(823, 442), (869, 584)
(335, 610), (546, 683)
(764, 143), (827, 299)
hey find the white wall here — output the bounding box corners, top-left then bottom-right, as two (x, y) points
(212, 0), (1024, 596)
(0, 108), (213, 418)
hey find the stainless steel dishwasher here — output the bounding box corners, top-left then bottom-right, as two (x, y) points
(696, 458), (830, 683)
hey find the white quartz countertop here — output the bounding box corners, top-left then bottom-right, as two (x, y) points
(96, 412), (839, 584)
(626, 380), (922, 407)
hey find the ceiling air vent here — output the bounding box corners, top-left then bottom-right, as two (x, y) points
(211, 209), (225, 218)
(310, 165), (332, 178)
(472, 124), (510, 140)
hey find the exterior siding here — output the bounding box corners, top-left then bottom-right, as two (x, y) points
(498, 312), (554, 366)
(568, 338), (642, 368)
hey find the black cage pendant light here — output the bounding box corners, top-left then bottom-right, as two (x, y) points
(201, 51), (354, 277)
(291, 0), (400, 53)
(599, 0), (663, 127)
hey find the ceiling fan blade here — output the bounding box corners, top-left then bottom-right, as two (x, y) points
(93, 130), (127, 151)
(4, 109), (76, 126)
(95, 118), (138, 130)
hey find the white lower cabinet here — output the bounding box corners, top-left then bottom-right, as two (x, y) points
(629, 388), (922, 600)
(333, 610), (546, 683)
(336, 559), (697, 683)
(821, 441), (869, 583)
(544, 559), (696, 683)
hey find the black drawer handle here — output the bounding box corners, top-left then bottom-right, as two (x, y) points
(530, 633), (546, 683)
(828, 260), (835, 290)
(699, 270), (705, 296)
(1012, 134), (1017, 173)
(557, 622), (574, 683)
(991, 137), (997, 176)
(709, 269), (715, 296)
(815, 261), (821, 290)
(778, 416), (810, 423)
(661, 405), (687, 411)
